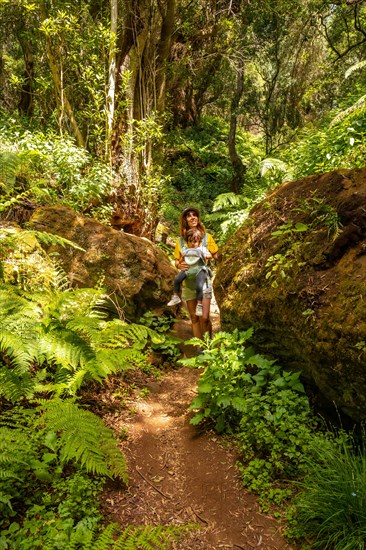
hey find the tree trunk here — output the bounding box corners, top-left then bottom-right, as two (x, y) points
(106, 0), (118, 163)
(228, 59), (246, 193)
(155, 0), (176, 113)
(39, 2), (85, 149)
(17, 27), (34, 116)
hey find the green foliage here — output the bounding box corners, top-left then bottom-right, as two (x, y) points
(0, 285), (164, 400)
(41, 399), (128, 482)
(138, 312), (174, 334)
(73, 522), (196, 550)
(0, 267), (189, 548)
(284, 109), (366, 179)
(295, 195), (342, 238)
(151, 335), (183, 362)
(138, 312), (182, 362)
(0, 151), (36, 193)
(265, 247), (305, 288)
(181, 329), (317, 507)
(160, 117), (266, 232)
(270, 221), (309, 238)
(0, 225), (84, 290)
(164, 117), (232, 209)
(0, 406), (104, 547)
(264, 221), (309, 287)
(206, 162), (290, 246)
(259, 158), (294, 185)
(207, 193), (250, 245)
(0, 126), (114, 217)
(288, 433), (366, 549)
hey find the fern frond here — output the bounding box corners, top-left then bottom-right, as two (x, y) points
(44, 288), (107, 321)
(0, 367), (35, 402)
(66, 315), (104, 342)
(27, 229), (85, 251)
(37, 331), (96, 371)
(96, 348), (148, 374)
(260, 157), (291, 179)
(33, 380), (69, 397)
(42, 399), (128, 483)
(99, 319), (164, 349)
(212, 192), (244, 211)
(0, 190), (31, 212)
(86, 523), (118, 550)
(0, 286), (41, 321)
(0, 152), (21, 191)
(63, 368), (89, 395)
(0, 491), (13, 511)
(330, 94), (366, 127)
(0, 331), (32, 374)
(114, 524), (196, 550)
(0, 426), (34, 476)
(345, 60), (366, 79)
(48, 261), (71, 291)
(67, 523), (196, 550)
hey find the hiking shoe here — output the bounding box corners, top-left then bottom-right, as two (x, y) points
(167, 294), (181, 306)
(195, 303), (203, 316)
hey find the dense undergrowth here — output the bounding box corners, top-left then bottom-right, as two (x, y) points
(182, 330), (366, 549)
(0, 226), (191, 549)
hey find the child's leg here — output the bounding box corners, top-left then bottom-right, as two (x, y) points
(173, 271), (187, 294)
(195, 270), (207, 301)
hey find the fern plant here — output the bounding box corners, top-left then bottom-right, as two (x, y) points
(0, 151), (44, 194)
(77, 523), (196, 550)
(207, 192), (250, 244)
(0, 225), (84, 290)
(0, 284), (165, 400)
(40, 399), (128, 482)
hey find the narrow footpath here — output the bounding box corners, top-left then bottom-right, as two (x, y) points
(101, 303), (294, 549)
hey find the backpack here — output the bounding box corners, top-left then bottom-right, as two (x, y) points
(178, 233), (212, 281)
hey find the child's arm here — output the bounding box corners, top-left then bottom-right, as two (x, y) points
(175, 252), (188, 270)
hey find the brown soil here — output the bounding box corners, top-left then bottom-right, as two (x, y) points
(100, 305), (294, 550)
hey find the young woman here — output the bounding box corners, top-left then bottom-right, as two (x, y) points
(173, 207), (219, 340)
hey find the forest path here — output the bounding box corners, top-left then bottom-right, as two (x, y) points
(101, 302), (294, 549)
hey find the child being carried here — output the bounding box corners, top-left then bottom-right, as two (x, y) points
(168, 227), (212, 316)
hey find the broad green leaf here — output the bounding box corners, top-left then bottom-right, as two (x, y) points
(198, 382), (213, 393)
(190, 413), (205, 425)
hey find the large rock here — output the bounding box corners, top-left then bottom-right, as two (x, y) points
(214, 167), (366, 422)
(29, 206), (176, 319)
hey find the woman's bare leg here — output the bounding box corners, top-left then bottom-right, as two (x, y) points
(186, 299), (202, 338)
(200, 297), (212, 337)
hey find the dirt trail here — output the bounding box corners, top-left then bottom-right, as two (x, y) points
(101, 305), (294, 549)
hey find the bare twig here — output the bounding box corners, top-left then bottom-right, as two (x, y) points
(191, 507), (209, 524)
(135, 466), (171, 499)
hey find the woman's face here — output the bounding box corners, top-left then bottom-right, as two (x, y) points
(185, 211), (199, 228)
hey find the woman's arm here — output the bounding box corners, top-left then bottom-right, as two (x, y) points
(206, 234), (219, 262)
(174, 245), (188, 271)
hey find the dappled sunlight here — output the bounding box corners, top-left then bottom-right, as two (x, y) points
(128, 399), (179, 432)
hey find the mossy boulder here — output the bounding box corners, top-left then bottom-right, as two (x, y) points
(29, 205), (175, 319)
(214, 167), (366, 422)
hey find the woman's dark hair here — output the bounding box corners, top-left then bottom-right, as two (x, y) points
(179, 208), (205, 237)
